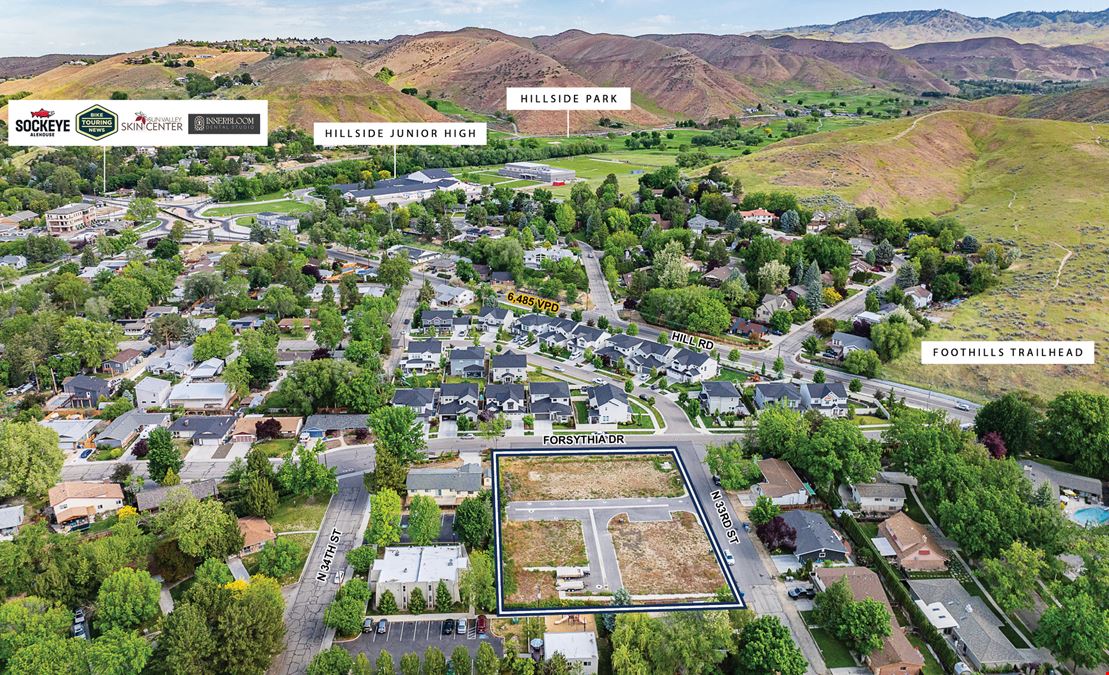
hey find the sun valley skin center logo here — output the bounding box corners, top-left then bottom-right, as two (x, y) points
(121, 111), (183, 132)
(75, 104), (118, 140)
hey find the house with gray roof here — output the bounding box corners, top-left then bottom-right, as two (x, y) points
(439, 383), (480, 421)
(406, 463), (486, 506)
(755, 294), (793, 323)
(168, 415), (234, 446)
(484, 384), (527, 415)
(0, 505), (24, 540)
(849, 482), (907, 518)
(687, 213), (720, 234)
(529, 382), (573, 423)
(62, 375), (112, 408)
(392, 388), (439, 418)
(779, 510), (849, 564)
(586, 384), (630, 425)
(801, 382), (849, 417)
(135, 377), (172, 408)
(829, 331), (875, 359)
(1018, 460), (1103, 503)
(700, 381), (744, 415)
(421, 310), (455, 331)
(476, 306), (514, 332)
(403, 340), (443, 375)
(490, 351), (527, 383)
(449, 346), (485, 378)
(303, 414), (369, 439)
(753, 382), (803, 411)
(97, 410), (170, 449)
(668, 348), (718, 383)
(136, 479), (220, 512)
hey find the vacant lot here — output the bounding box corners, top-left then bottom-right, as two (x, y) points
(608, 511), (728, 596)
(504, 520), (587, 568)
(499, 454), (684, 501)
(507, 567), (559, 606)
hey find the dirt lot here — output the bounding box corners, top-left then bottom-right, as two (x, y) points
(503, 520), (587, 568)
(507, 566), (559, 606)
(608, 511), (728, 596)
(499, 454), (685, 501)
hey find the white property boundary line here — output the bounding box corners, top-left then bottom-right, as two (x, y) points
(491, 446), (746, 616)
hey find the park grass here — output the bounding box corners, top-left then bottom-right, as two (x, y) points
(269, 493), (330, 534)
(720, 111), (1109, 399)
(205, 199), (311, 217)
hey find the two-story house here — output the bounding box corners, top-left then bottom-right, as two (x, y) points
(700, 381), (744, 415)
(438, 383), (480, 421)
(403, 340), (443, 375)
(484, 384), (527, 416)
(392, 388), (439, 418)
(668, 348), (719, 383)
(753, 382), (804, 411)
(586, 384), (631, 425)
(490, 351), (527, 383)
(801, 382), (849, 417)
(49, 482), (124, 531)
(850, 482), (907, 519)
(449, 347), (486, 378)
(529, 382), (573, 423)
(475, 306), (515, 333)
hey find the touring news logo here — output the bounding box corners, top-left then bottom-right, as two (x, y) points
(13, 109), (71, 138)
(188, 113), (261, 135)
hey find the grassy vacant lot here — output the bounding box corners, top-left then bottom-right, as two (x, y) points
(800, 611), (857, 669)
(507, 567), (559, 606)
(503, 520), (588, 568)
(250, 438), (297, 458)
(722, 111), (1109, 399)
(499, 454), (684, 501)
(269, 493), (330, 534)
(608, 511), (727, 596)
(205, 199), (311, 217)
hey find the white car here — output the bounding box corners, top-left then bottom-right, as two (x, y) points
(553, 365), (564, 372)
(955, 402), (971, 411)
(724, 551), (736, 566)
(333, 570), (345, 584)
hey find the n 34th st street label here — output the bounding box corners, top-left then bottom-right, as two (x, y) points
(315, 528), (342, 582)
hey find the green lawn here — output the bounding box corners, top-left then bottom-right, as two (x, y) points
(800, 612), (857, 669)
(223, 190), (288, 203)
(251, 438), (297, 458)
(269, 493), (331, 534)
(903, 490), (930, 526)
(906, 634), (946, 675)
(205, 199), (311, 217)
(851, 414), (888, 426)
(622, 400), (656, 430)
(574, 400), (590, 424)
(714, 368), (750, 384)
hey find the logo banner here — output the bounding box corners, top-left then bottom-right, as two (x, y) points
(9, 99), (268, 147)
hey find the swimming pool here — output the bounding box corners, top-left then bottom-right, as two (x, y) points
(1073, 507), (1109, 527)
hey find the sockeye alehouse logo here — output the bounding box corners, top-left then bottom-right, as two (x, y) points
(121, 111), (183, 133)
(188, 113), (261, 135)
(13, 108), (71, 138)
(75, 104), (118, 141)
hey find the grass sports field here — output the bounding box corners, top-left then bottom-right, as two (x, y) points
(204, 199), (311, 217)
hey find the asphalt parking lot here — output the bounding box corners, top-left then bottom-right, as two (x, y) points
(399, 514), (458, 544)
(342, 618), (504, 663)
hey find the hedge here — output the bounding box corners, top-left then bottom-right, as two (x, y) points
(837, 512), (960, 672)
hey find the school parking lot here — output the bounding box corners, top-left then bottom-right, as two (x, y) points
(341, 617), (504, 664)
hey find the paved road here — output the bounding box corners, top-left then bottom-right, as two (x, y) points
(271, 477), (371, 675)
(385, 280), (420, 374)
(577, 242), (621, 320)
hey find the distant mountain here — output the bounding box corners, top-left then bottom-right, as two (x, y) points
(963, 80), (1109, 122)
(900, 37), (1109, 81)
(764, 8), (1109, 47)
(0, 54), (110, 79)
(761, 36), (956, 93)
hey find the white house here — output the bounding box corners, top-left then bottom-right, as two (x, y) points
(403, 341), (443, 375)
(752, 458), (810, 506)
(668, 348), (718, 383)
(524, 246), (578, 270)
(700, 381), (744, 415)
(543, 632), (599, 675)
(490, 351), (527, 384)
(850, 482), (907, 518)
(485, 384), (527, 415)
(739, 208), (775, 225)
(434, 286), (475, 308)
(801, 382), (849, 417)
(753, 382), (803, 411)
(168, 382), (232, 411)
(586, 384), (631, 425)
(476, 306), (515, 332)
(40, 418), (100, 452)
(905, 285), (933, 309)
(755, 294), (792, 323)
(48, 482), (124, 531)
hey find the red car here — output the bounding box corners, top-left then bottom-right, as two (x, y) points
(476, 615), (488, 636)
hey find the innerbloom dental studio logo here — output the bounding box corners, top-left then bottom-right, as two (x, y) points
(75, 104), (118, 141)
(121, 111), (183, 133)
(187, 113), (261, 135)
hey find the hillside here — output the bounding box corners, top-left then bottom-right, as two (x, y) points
(762, 36), (956, 93)
(964, 82), (1109, 122)
(900, 37), (1109, 81)
(765, 8), (1109, 48)
(0, 44), (447, 128)
(0, 54), (110, 79)
(719, 111), (1109, 398)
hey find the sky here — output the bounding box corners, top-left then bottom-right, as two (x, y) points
(1, 0), (1106, 56)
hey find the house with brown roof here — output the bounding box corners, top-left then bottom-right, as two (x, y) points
(237, 517), (276, 555)
(877, 512), (948, 572)
(814, 567), (925, 675)
(752, 458), (811, 506)
(48, 482), (124, 531)
(103, 348), (143, 375)
(231, 416), (303, 444)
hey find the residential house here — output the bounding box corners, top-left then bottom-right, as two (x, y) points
(543, 632), (599, 675)
(529, 382), (573, 423)
(739, 208), (775, 225)
(1019, 460), (1103, 504)
(484, 384), (527, 416)
(801, 382), (849, 417)
(490, 351), (527, 383)
(829, 332), (875, 359)
(48, 482), (124, 531)
(0, 505), (24, 540)
(302, 414), (368, 440)
(905, 285), (933, 309)
(730, 318), (767, 341)
(0, 255), (28, 270)
(238, 517), (276, 555)
(405, 463), (486, 506)
(668, 348), (718, 383)
(753, 458), (811, 506)
(393, 388), (439, 418)
(384, 244), (439, 264)
(569, 324), (609, 351)
(909, 578), (1037, 672)
(449, 347), (486, 378)
(403, 340), (443, 375)
(753, 382), (803, 411)
(168, 415), (235, 446)
(62, 375), (112, 408)
(687, 214), (719, 235)
(41, 418), (100, 452)
(421, 310), (456, 332)
(784, 284), (808, 305)
(814, 567), (925, 675)
(230, 416), (302, 444)
(699, 375), (746, 413)
(256, 211), (300, 233)
(490, 271), (514, 285)
(424, 256), (457, 276)
(877, 512), (948, 572)
(755, 294), (792, 323)
(852, 310), (886, 327)
(370, 545), (469, 610)
(147, 345), (195, 377)
(850, 482), (907, 519)
(168, 382), (232, 411)
(524, 246), (577, 270)
(136, 480), (220, 512)
(779, 510), (849, 564)
(135, 377), (172, 408)
(475, 306), (515, 332)
(434, 285), (475, 308)
(586, 384), (631, 425)
(188, 357), (225, 381)
(438, 383), (481, 421)
(96, 410), (170, 449)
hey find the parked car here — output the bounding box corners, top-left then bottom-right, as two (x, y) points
(142, 345), (157, 356)
(73, 609), (85, 623)
(592, 377), (605, 385)
(441, 618), (454, 635)
(376, 619), (388, 634)
(363, 617), (376, 633)
(456, 618), (466, 634)
(79, 448), (93, 459)
(333, 570), (345, 584)
(72, 623), (87, 639)
(712, 475), (721, 487)
(724, 550), (735, 566)
(477, 615), (488, 635)
(788, 587), (816, 599)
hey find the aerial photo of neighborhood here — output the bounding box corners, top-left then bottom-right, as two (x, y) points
(0, 0), (1106, 673)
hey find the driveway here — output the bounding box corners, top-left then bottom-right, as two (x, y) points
(399, 514), (458, 544)
(342, 618), (503, 664)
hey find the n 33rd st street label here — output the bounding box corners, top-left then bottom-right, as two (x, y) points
(710, 490), (740, 544)
(315, 528), (342, 582)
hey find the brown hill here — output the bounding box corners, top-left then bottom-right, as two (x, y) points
(0, 54), (111, 79)
(531, 31), (763, 120)
(363, 28), (662, 134)
(900, 37), (1109, 81)
(763, 36), (957, 93)
(963, 82), (1109, 122)
(643, 33), (869, 91)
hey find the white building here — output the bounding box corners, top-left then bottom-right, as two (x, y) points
(168, 382), (232, 411)
(543, 632), (599, 675)
(524, 246), (578, 270)
(370, 545), (469, 610)
(256, 211), (300, 233)
(499, 162), (575, 183)
(434, 285), (475, 308)
(40, 418), (100, 452)
(46, 203), (96, 236)
(135, 377), (172, 408)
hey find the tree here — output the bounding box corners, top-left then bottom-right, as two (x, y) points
(348, 545), (377, 575)
(475, 642), (498, 675)
(653, 240), (687, 289)
(367, 489), (403, 548)
(756, 405), (808, 456)
(377, 255), (412, 292)
(813, 369), (826, 384)
(59, 317), (122, 369)
(802, 260), (822, 310)
(423, 646), (447, 675)
(255, 537), (301, 580)
(399, 653), (420, 675)
(310, 646), (356, 675)
(156, 491), (244, 560)
(127, 197), (158, 223)
(96, 567), (160, 631)
(453, 492), (494, 550)
(449, 647), (470, 675)
(324, 594), (366, 637)
(314, 304), (345, 351)
(377, 651), (396, 675)
(980, 541), (1045, 613)
(844, 349), (881, 377)
(459, 550), (497, 612)
(146, 427), (182, 484)
(735, 615), (807, 675)
(1041, 390), (1109, 478)
(261, 286), (301, 319)
(408, 495), (442, 546)
(242, 472), (277, 518)
(873, 239), (895, 266)
(408, 587), (427, 614)
(478, 414), (509, 447)
(276, 443), (338, 497)
(749, 495), (780, 526)
(377, 590), (398, 614)
(757, 260), (789, 294)
(0, 597), (73, 669)
(215, 576), (286, 674)
(871, 320), (912, 361)
(193, 320), (234, 362)
(153, 603), (215, 675)
(0, 421), (65, 499)
(435, 580), (453, 612)
(151, 313), (191, 346)
(1036, 592), (1109, 672)
(86, 627), (153, 674)
(849, 378), (863, 393)
(370, 407), (427, 465)
(705, 442), (762, 491)
(769, 310), (792, 334)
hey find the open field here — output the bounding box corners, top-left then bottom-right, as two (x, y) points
(608, 511), (727, 596)
(508, 567), (559, 605)
(268, 493), (330, 534)
(503, 520), (588, 568)
(720, 110), (1109, 398)
(205, 199), (311, 217)
(499, 454), (684, 501)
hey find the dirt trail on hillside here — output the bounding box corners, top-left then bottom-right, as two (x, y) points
(1052, 242), (1073, 289)
(891, 109), (961, 141)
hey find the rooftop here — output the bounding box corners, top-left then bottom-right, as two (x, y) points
(373, 545), (468, 584)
